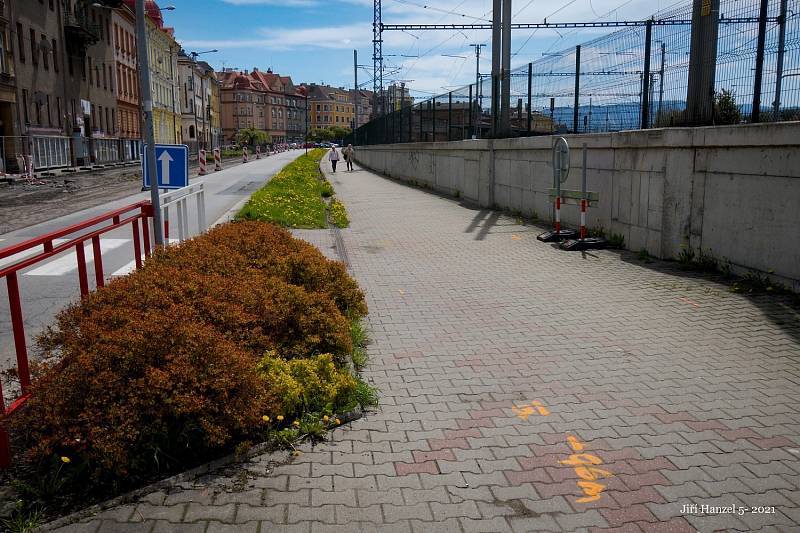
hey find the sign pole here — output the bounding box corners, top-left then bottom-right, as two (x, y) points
(136, 0), (164, 246)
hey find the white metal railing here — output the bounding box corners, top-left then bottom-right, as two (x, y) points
(92, 138), (120, 164)
(32, 135), (71, 170)
(158, 183), (206, 243)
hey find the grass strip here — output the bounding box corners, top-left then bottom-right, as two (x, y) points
(237, 148), (327, 228)
(330, 197), (350, 228)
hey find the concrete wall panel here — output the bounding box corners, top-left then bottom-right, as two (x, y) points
(354, 123), (800, 287)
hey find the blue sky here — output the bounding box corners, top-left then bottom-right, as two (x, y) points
(164, 0), (688, 98)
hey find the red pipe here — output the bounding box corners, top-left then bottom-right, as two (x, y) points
(76, 243), (89, 297)
(132, 219), (142, 269)
(92, 236), (104, 288)
(142, 216), (151, 259)
(7, 273), (30, 392)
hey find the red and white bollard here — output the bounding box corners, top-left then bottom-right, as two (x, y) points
(555, 196), (562, 235)
(579, 199), (587, 240)
(243, 146), (248, 163)
(214, 148), (222, 171)
(256, 145), (261, 159)
(198, 149), (206, 176)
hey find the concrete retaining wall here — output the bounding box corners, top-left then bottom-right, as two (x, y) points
(354, 122), (800, 288)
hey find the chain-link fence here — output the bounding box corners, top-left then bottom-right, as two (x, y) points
(349, 0), (800, 146)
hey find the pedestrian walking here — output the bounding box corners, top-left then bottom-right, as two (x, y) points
(343, 144), (355, 171)
(329, 145), (341, 172)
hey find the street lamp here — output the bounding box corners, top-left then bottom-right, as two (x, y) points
(305, 92), (309, 155)
(190, 49), (218, 60)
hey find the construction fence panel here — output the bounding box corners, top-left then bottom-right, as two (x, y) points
(32, 136), (71, 170)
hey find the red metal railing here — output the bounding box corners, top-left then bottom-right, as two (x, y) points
(0, 200), (154, 468)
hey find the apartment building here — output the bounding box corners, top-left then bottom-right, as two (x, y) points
(305, 83), (355, 131)
(112, 0), (140, 160)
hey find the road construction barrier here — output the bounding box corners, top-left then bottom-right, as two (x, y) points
(214, 148), (222, 171)
(537, 139), (607, 251)
(198, 149), (206, 176)
(243, 146), (248, 163)
(537, 137), (577, 242)
(558, 143), (606, 251)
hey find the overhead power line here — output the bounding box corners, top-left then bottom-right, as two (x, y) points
(380, 17), (777, 31)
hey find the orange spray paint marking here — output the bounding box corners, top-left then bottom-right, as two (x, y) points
(511, 234), (522, 241)
(576, 481), (606, 503)
(531, 400), (550, 416)
(559, 453), (603, 467)
(558, 436), (613, 504)
(512, 400), (550, 421)
(567, 436), (584, 452)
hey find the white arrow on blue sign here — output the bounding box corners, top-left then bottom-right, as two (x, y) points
(142, 144), (189, 190)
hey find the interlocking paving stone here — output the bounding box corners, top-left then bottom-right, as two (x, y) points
(49, 163), (800, 532)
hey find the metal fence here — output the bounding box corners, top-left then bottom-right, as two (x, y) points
(349, 0), (800, 145)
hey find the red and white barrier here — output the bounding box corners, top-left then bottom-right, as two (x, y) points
(198, 149), (206, 176)
(555, 196), (562, 235)
(243, 147), (249, 163)
(214, 148), (222, 171)
(579, 199), (587, 240)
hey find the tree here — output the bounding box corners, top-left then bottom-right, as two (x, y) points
(305, 127), (351, 143)
(237, 128), (272, 147)
(714, 89), (741, 125)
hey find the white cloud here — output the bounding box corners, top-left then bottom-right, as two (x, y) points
(183, 23), (367, 51)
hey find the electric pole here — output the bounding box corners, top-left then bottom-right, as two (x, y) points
(500, 0), (512, 136)
(136, 0), (164, 246)
(491, 0), (501, 135)
(470, 44), (485, 139)
(354, 49), (359, 141)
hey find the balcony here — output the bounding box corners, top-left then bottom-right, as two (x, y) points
(64, 9), (100, 54)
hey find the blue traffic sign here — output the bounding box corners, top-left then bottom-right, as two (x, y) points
(142, 144), (189, 190)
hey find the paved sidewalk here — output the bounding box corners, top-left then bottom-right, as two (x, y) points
(54, 163), (800, 532)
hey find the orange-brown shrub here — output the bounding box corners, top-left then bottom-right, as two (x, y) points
(8, 220), (367, 492)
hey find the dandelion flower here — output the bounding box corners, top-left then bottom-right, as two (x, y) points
(262, 415), (270, 422)
(335, 418), (342, 425)
(277, 415), (284, 421)
(323, 415), (330, 422)
(60, 456), (71, 464)
(293, 420), (300, 427)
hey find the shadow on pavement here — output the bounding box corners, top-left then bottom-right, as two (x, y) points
(614, 248), (800, 347)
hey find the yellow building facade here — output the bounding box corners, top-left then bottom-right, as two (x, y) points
(146, 13), (180, 144)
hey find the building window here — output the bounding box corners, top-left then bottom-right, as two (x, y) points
(0, 30), (7, 74)
(16, 23), (24, 63)
(22, 89), (29, 124)
(46, 95), (51, 126)
(30, 29), (37, 66)
(52, 39), (58, 72)
(41, 36), (49, 70)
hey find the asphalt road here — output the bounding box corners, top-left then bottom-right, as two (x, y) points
(0, 150), (302, 380)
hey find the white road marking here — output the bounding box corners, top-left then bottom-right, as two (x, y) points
(25, 239), (129, 276)
(0, 239), (69, 269)
(110, 239), (180, 278)
(110, 259), (140, 278)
